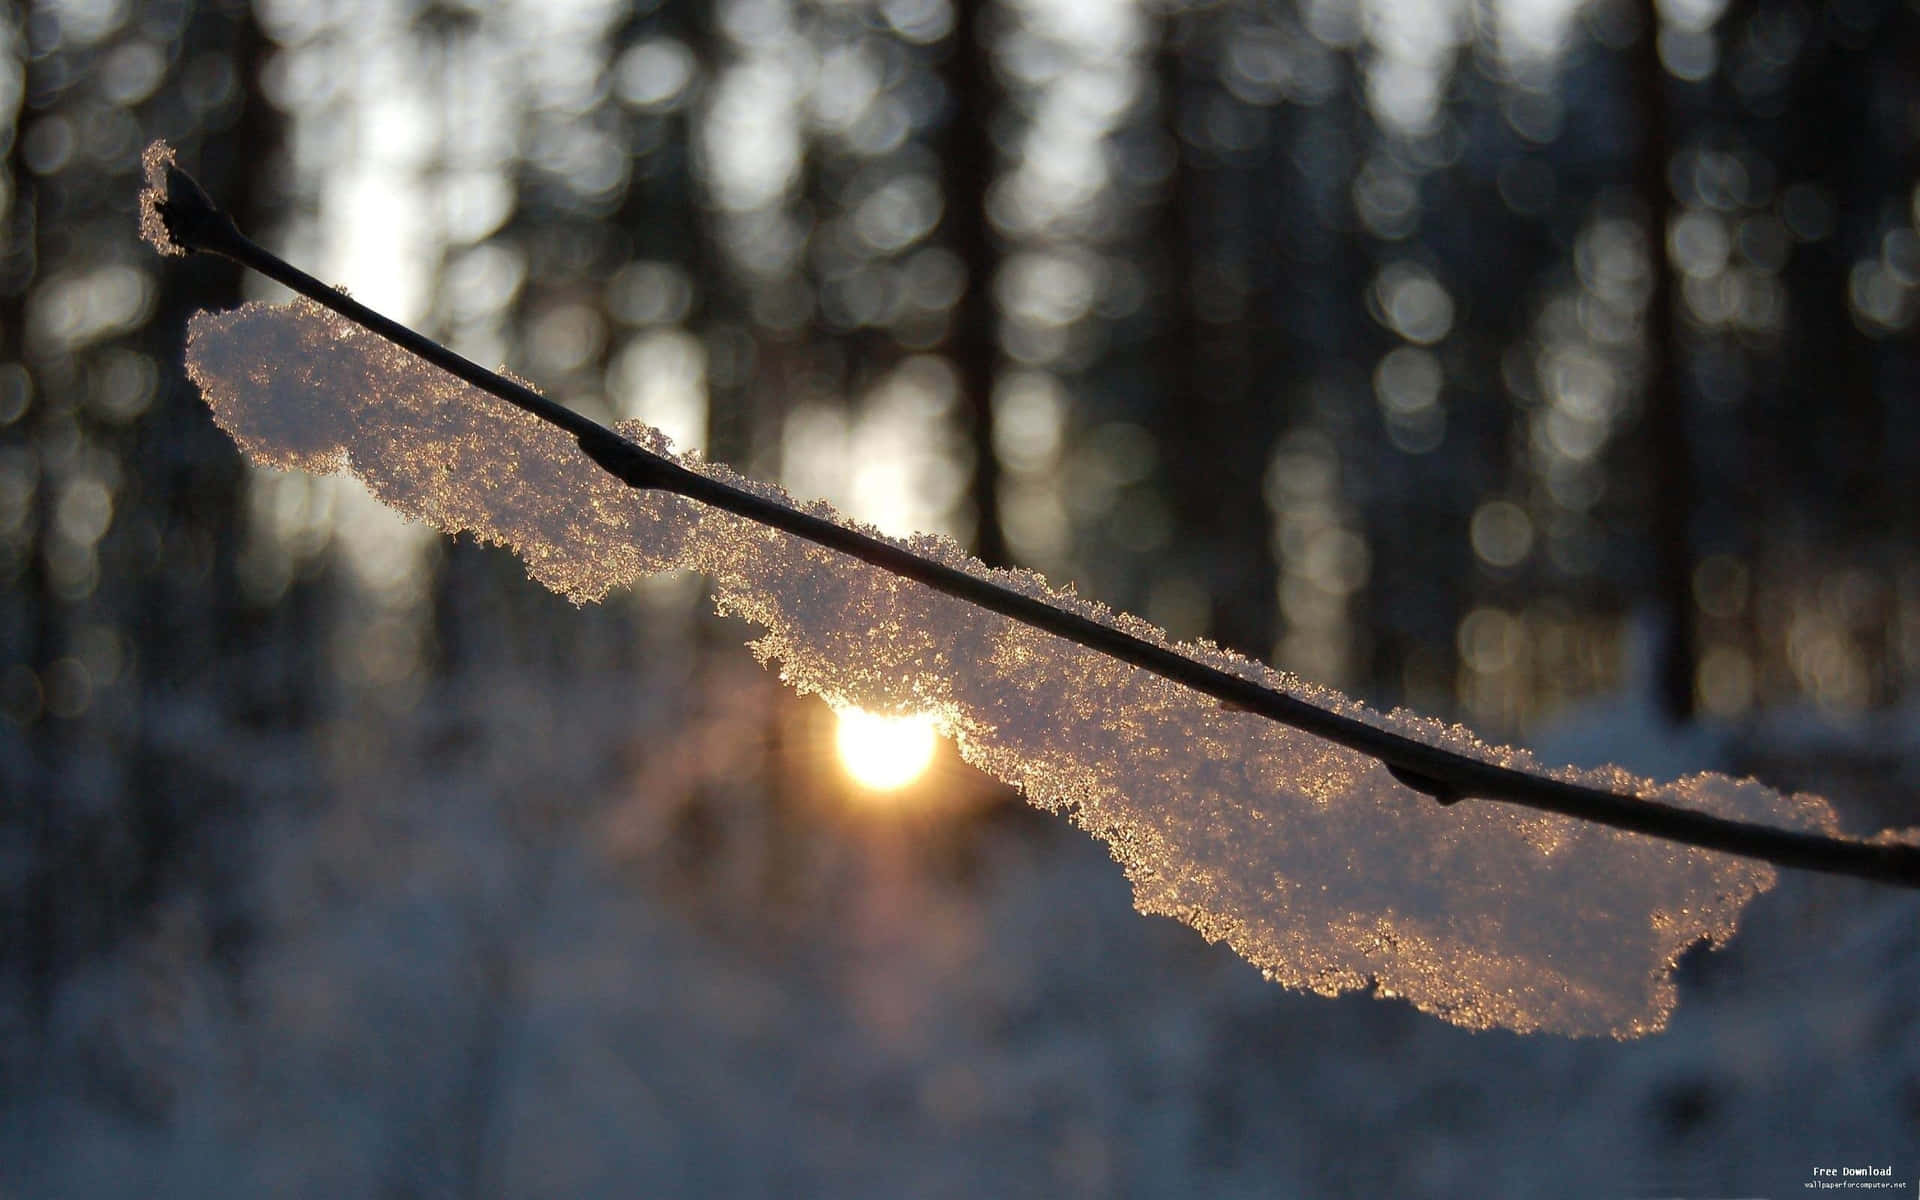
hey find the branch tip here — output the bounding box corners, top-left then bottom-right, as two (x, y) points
(138, 140), (239, 258)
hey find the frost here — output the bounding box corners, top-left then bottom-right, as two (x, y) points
(137, 141), (189, 257)
(183, 297), (1843, 1038)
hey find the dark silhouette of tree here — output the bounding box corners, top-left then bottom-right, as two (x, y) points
(4, 0), (287, 1030)
(1151, 6), (1281, 663)
(1630, 0), (1701, 724)
(939, 0), (1009, 567)
(5, 17), (58, 1029)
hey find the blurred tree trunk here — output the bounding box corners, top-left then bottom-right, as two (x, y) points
(940, 0), (1009, 566)
(132, 12), (270, 708)
(673, 2), (748, 472)
(1152, 10), (1278, 662)
(1631, 0), (1699, 724)
(124, 0), (287, 984)
(5, 29), (58, 1028)
(5, 0), (290, 1029)
(1782, 4), (1885, 539)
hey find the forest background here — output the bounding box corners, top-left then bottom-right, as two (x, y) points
(2, 0), (1918, 1194)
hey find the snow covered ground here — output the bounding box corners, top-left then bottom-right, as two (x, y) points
(4, 649), (1915, 1198)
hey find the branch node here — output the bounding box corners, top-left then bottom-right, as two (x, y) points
(576, 428), (674, 490)
(1388, 763), (1466, 806)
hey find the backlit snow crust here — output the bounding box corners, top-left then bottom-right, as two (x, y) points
(185, 297), (1843, 1038)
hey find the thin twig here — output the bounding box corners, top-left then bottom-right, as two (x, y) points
(146, 155), (1920, 890)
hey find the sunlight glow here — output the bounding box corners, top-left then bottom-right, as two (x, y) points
(834, 708), (939, 792)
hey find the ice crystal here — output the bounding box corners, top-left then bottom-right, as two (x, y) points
(138, 141), (189, 257)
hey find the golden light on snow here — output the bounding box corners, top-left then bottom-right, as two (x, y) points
(834, 708), (938, 792)
(184, 290), (1839, 1036)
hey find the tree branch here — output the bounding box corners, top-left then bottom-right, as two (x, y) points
(144, 149), (1920, 890)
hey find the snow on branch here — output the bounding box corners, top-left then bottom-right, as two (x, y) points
(141, 142), (1920, 1038)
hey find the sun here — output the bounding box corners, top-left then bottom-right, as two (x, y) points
(834, 707), (939, 792)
